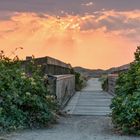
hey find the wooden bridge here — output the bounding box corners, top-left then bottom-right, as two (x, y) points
(64, 78), (113, 116)
(23, 56), (121, 116)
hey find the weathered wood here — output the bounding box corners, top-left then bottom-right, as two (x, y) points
(22, 56), (75, 108)
(22, 56), (72, 75)
(48, 75), (75, 108)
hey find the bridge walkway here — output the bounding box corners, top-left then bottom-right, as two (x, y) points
(64, 78), (113, 116)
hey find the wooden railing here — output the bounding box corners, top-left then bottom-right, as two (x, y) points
(47, 74), (75, 108)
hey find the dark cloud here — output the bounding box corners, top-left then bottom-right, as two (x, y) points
(0, 0), (140, 15)
(81, 11), (140, 28)
(79, 10), (140, 41)
(0, 0), (85, 15)
(94, 0), (140, 11)
(0, 11), (14, 20)
(0, 0), (140, 41)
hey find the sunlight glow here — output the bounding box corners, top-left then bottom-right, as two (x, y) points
(0, 11), (139, 69)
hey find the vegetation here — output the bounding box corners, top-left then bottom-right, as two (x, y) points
(71, 69), (86, 91)
(75, 72), (86, 91)
(111, 46), (140, 134)
(100, 75), (108, 91)
(0, 51), (58, 132)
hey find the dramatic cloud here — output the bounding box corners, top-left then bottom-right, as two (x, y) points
(0, 0), (140, 69)
(0, 10), (138, 69)
(80, 10), (140, 42)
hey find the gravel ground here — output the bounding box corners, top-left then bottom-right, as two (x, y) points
(1, 116), (140, 140)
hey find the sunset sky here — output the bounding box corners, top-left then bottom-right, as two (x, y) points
(0, 0), (140, 69)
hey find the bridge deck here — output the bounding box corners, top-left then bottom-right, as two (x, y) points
(64, 78), (113, 116)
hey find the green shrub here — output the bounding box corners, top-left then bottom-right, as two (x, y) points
(0, 52), (58, 131)
(71, 69), (86, 91)
(75, 72), (83, 91)
(111, 46), (140, 134)
(100, 75), (108, 91)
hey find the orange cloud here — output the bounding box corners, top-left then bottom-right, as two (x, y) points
(0, 11), (139, 69)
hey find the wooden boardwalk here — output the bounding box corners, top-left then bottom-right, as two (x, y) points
(64, 78), (113, 116)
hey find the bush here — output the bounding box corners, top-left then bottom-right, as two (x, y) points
(0, 52), (58, 131)
(100, 75), (108, 91)
(111, 46), (140, 134)
(71, 69), (86, 91)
